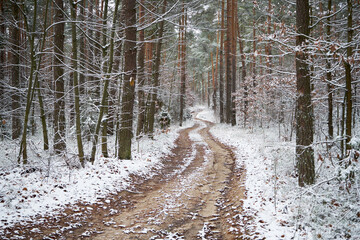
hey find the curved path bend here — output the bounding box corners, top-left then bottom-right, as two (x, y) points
(90, 118), (250, 239)
(5, 118), (253, 239)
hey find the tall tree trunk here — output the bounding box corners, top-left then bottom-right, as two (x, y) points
(18, 0), (50, 159)
(110, 5), (125, 141)
(266, 0), (272, 77)
(340, 94), (345, 156)
(225, 0), (232, 124)
(345, 0), (353, 151)
(18, 0), (40, 163)
(79, 0), (86, 95)
(136, 0), (146, 137)
(237, 22), (247, 127)
(118, 0), (137, 159)
(252, 5), (257, 125)
(36, 81), (49, 151)
(266, 0), (274, 120)
(11, 1), (21, 140)
(213, 29), (220, 115)
(219, 0), (225, 123)
(53, 0), (66, 154)
(93, 0), (101, 105)
(230, 0), (237, 126)
(0, 0), (5, 118)
(326, 0), (333, 139)
(207, 71), (210, 107)
(100, 0), (109, 157)
(36, 0), (50, 151)
(87, 0), (95, 105)
(211, 51), (217, 113)
(179, 3), (187, 127)
(295, 0), (315, 186)
(90, 0), (120, 162)
(167, 69), (176, 112)
(31, 105), (36, 136)
(147, 0), (167, 136)
(70, 0), (85, 165)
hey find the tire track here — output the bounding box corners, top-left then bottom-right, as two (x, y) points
(90, 118), (248, 239)
(14, 117), (251, 240)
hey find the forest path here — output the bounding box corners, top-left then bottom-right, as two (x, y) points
(86, 116), (250, 239)
(12, 114), (252, 240)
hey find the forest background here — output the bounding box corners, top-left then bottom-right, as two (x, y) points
(0, 0), (360, 238)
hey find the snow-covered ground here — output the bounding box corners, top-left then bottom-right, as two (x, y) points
(210, 123), (296, 239)
(193, 105), (217, 123)
(201, 107), (360, 240)
(1, 106), (359, 239)
(0, 121), (194, 230)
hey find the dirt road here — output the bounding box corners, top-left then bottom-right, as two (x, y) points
(4, 118), (254, 239)
(86, 118), (251, 239)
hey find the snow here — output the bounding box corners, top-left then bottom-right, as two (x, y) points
(1, 106), (359, 239)
(191, 105), (217, 123)
(209, 122), (295, 239)
(200, 107), (360, 240)
(0, 123), (192, 229)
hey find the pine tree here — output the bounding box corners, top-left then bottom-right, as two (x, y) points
(326, 0), (333, 140)
(53, 0), (67, 154)
(69, 0), (85, 165)
(219, 0), (225, 123)
(225, 0), (232, 124)
(136, 0), (146, 137)
(295, 0), (315, 186)
(179, 2), (187, 127)
(10, 1), (21, 140)
(118, 0), (137, 159)
(344, 0), (353, 151)
(147, 0), (167, 137)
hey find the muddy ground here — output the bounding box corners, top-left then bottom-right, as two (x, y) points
(1, 118), (261, 239)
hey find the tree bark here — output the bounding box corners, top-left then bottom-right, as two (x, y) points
(147, 0), (167, 137)
(79, 0), (86, 95)
(101, 0), (109, 157)
(340, 94), (345, 156)
(90, 0), (120, 162)
(345, 0), (353, 151)
(112, 7), (125, 147)
(207, 71), (210, 107)
(237, 22), (247, 128)
(118, 0), (137, 159)
(211, 51), (216, 113)
(251, 5), (257, 125)
(326, 0), (333, 139)
(36, 0), (51, 151)
(230, 0), (237, 126)
(0, 0), (6, 120)
(53, 0), (67, 154)
(295, 0), (315, 186)
(213, 28), (220, 115)
(87, 0), (95, 105)
(93, 0), (101, 105)
(179, 3), (186, 127)
(11, 1), (21, 140)
(70, 0), (85, 165)
(219, 0), (225, 123)
(136, 0), (146, 137)
(18, 0), (41, 163)
(225, 0), (232, 124)
(266, 0), (272, 78)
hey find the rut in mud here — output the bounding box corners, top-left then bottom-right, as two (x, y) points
(4, 118), (254, 240)
(88, 118), (250, 240)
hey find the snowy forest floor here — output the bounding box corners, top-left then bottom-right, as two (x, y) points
(1, 106), (359, 239)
